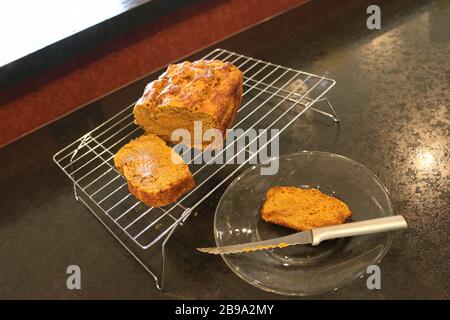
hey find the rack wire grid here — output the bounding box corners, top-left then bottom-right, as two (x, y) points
(53, 48), (339, 289)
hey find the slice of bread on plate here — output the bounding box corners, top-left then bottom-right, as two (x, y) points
(260, 186), (352, 231)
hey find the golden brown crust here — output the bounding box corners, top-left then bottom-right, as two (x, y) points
(114, 134), (195, 207)
(260, 186), (352, 231)
(133, 60), (243, 149)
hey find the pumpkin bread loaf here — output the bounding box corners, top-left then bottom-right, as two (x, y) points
(133, 60), (243, 149)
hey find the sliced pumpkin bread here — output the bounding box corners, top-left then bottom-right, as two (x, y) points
(114, 134), (195, 207)
(260, 186), (352, 231)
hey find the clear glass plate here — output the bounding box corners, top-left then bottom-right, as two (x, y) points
(214, 151), (394, 296)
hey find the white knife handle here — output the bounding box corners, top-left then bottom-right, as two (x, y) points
(311, 215), (408, 246)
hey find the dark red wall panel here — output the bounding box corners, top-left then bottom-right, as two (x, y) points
(0, 0), (307, 147)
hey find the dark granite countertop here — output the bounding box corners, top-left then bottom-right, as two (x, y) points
(0, 0), (449, 299)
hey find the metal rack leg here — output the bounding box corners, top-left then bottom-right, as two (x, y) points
(309, 98), (340, 123)
(73, 180), (80, 201)
(69, 135), (92, 201)
(76, 194), (164, 289)
(70, 153), (81, 201)
(158, 208), (192, 290)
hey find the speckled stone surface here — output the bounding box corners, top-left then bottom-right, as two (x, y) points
(0, 0), (448, 299)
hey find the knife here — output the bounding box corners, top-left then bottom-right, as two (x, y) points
(198, 215), (408, 255)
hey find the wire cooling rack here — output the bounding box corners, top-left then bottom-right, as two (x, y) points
(53, 48), (339, 289)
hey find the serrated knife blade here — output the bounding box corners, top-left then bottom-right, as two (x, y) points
(197, 230), (313, 255)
